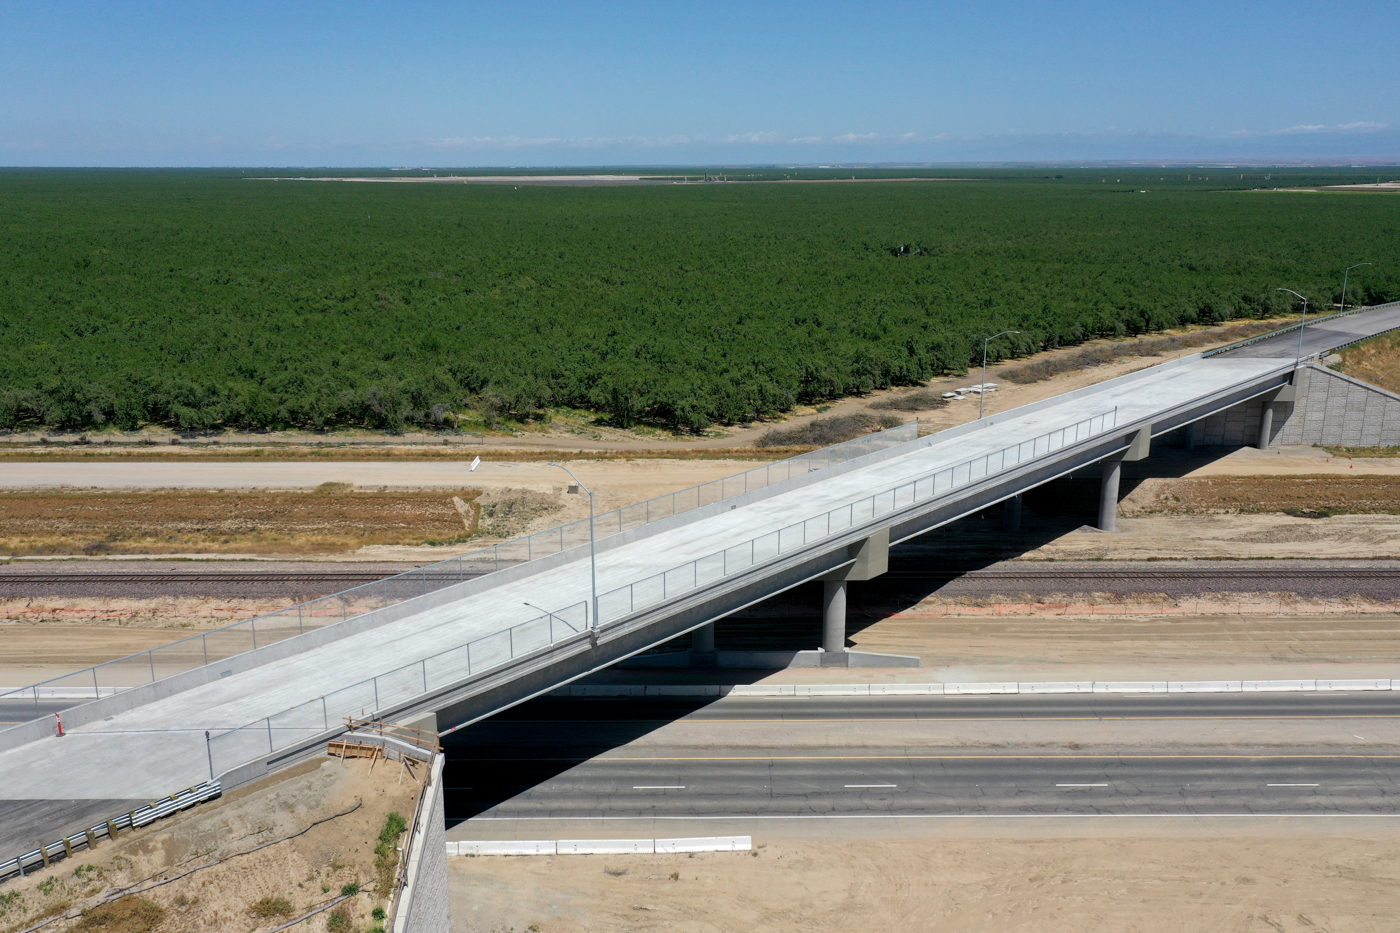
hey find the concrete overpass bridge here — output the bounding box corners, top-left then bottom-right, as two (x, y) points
(4, 301), (1400, 856)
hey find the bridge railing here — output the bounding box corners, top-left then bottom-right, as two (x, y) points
(206, 602), (589, 776)
(206, 408), (1115, 776)
(0, 421), (918, 716)
(473, 419), (919, 566)
(595, 408), (1119, 624)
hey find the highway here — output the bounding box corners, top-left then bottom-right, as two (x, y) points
(9, 303), (1393, 853)
(443, 693), (1400, 826)
(0, 348), (1296, 794)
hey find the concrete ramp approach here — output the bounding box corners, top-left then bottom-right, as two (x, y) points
(5, 305), (1397, 843)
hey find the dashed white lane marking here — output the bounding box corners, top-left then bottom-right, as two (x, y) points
(845, 784), (897, 788)
(633, 785), (686, 790)
(1056, 783), (1109, 787)
(1267, 783), (1320, 787)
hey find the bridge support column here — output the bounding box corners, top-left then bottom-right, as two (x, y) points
(1002, 494), (1022, 533)
(1257, 404), (1275, 450)
(822, 580), (847, 654)
(690, 622), (715, 655)
(1098, 457), (1122, 532)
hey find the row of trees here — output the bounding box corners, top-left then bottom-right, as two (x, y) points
(1, 169), (1396, 433)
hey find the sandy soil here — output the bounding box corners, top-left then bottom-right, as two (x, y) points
(0, 754), (421, 933)
(1021, 513), (1400, 561)
(7, 450), (1400, 560)
(449, 835), (1400, 933)
(0, 457), (762, 492)
(10, 605), (1400, 691)
(849, 611), (1400, 683)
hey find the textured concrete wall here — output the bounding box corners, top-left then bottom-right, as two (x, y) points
(1165, 365), (1400, 448)
(1273, 365), (1400, 446)
(399, 754), (450, 933)
(1191, 398), (1266, 447)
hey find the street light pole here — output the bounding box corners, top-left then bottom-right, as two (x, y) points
(1340, 262), (1372, 315)
(546, 462), (597, 644)
(1277, 288), (1309, 366)
(979, 330), (1020, 419)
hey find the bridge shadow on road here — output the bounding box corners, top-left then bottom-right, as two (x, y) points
(440, 697), (720, 828)
(442, 446), (1246, 826)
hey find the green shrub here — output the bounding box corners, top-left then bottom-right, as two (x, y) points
(249, 896), (294, 918)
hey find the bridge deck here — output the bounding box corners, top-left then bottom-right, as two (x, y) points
(0, 353), (1291, 801)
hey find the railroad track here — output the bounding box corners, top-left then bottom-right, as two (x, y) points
(0, 567), (1395, 585)
(892, 568), (1400, 581)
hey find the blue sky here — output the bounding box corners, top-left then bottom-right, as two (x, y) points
(2, 0), (1396, 166)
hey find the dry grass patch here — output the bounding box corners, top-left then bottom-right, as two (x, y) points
(756, 413), (903, 448)
(247, 895), (294, 918)
(998, 319), (1287, 385)
(868, 389), (949, 412)
(1335, 329), (1400, 395)
(1121, 474), (1400, 515)
(72, 896), (164, 932)
(0, 487), (483, 556)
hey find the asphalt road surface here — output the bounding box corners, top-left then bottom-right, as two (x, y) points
(443, 693), (1400, 825)
(0, 699), (71, 725)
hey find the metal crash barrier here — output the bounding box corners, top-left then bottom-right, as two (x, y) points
(0, 781), (222, 884)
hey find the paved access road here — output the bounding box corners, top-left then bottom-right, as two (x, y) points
(443, 693), (1400, 825)
(1221, 303), (1400, 359)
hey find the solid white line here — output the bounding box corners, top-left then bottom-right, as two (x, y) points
(1056, 783), (1108, 787)
(1267, 783), (1320, 787)
(845, 784), (897, 788)
(633, 785), (686, 790)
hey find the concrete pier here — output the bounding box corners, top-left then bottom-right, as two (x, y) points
(1098, 457), (1122, 532)
(1257, 404), (1274, 449)
(690, 622), (715, 655)
(1002, 494), (1022, 532)
(822, 579), (847, 653)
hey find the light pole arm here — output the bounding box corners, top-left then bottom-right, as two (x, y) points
(979, 330), (1019, 419)
(1277, 288), (1308, 366)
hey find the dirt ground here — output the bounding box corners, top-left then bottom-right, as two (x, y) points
(0, 487), (484, 556)
(1120, 474), (1400, 515)
(852, 611), (1400, 674)
(448, 834), (1400, 933)
(7, 449), (1400, 563)
(0, 755), (421, 933)
(0, 459), (765, 557)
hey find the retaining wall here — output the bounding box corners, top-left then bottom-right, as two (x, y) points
(393, 753), (450, 933)
(1164, 364), (1400, 448)
(1272, 364), (1400, 446)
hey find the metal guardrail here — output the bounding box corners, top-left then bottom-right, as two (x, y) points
(0, 422), (918, 720)
(595, 407), (1119, 623)
(0, 781), (221, 884)
(1202, 300), (1400, 359)
(206, 408), (1118, 776)
(206, 603), (589, 775)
